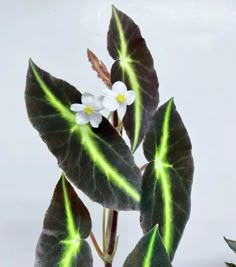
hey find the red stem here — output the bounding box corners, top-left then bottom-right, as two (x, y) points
(140, 163), (148, 172)
(105, 210), (118, 267)
(105, 110), (119, 266)
(105, 262), (112, 267)
(113, 111), (118, 128)
(90, 232), (103, 259)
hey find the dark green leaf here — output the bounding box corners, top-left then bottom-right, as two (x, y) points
(226, 263), (236, 267)
(35, 174), (92, 267)
(225, 237), (236, 254)
(123, 225), (172, 267)
(108, 6), (159, 152)
(140, 99), (194, 260)
(25, 60), (141, 210)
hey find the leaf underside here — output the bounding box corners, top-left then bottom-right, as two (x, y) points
(25, 60), (141, 210)
(87, 49), (111, 88)
(108, 5), (159, 152)
(140, 99), (194, 261)
(35, 174), (92, 267)
(123, 225), (172, 267)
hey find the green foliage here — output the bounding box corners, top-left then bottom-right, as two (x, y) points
(140, 99), (194, 260)
(123, 225), (172, 267)
(25, 5), (194, 267)
(25, 60), (141, 211)
(108, 6), (159, 152)
(35, 175), (93, 267)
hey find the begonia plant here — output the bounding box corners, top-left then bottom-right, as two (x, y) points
(25, 5), (194, 267)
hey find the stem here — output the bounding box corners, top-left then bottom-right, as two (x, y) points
(90, 232), (104, 260)
(107, 112), (113, 122)
(104, 110), (119, 267)
(107, 210), (118, 255)
(105, 210), (118, 267)
(113, 110), (118, 128)
(102, 208), (107, 253)
(140, 162), (148, 172)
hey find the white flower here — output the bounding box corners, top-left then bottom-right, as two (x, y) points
(102, 81), (136, 120)
(70, 93), (103, 128)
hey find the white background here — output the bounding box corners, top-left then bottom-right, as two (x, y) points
(1, 0), (236, 266)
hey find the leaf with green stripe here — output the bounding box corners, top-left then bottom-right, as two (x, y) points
(107, 5), (159, 152)
(140, 99), (194, 261)
(35, 174), (92, 267)
(123, 224), (172, 267)
(25, 60), (141, 210)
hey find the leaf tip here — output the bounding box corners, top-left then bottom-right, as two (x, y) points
(87, 48), (93, 61)
(169, 97), (174, 104)
(28, 57), (35, 65)
(28, 58), (37, 73)
(112, 4), (118, 14)
(166, 97), (175, 110)
(61, 172), (66, 181)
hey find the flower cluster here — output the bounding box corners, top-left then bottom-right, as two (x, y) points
(71, 81), (136, 128)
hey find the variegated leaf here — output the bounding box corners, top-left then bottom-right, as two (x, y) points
(140, 99), (194, 260)
(35, 174), (92, 267)
(25, 60), (141, 210)
(108, 6), (159, 152)
(123, 225), (172, 267)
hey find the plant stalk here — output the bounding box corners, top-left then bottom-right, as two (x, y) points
(90, 232), (104, 260)
(103, 110), (119, 267)
(113, 110), (118, 128)
(105, 210), (118, 267)
(140, 162), (148, 172)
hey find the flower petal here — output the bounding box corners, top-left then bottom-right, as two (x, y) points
(75, 111), (89, 125)
(93, 95), (104, 111)
(89, 112), (102, 128)
(102, 88), (116, 97)
(117, 103), (127, 121)
(82, 92), (95, 105)
(112, 81), (127, 93)
(70, 103), (85, 112)
(125, 90), (136, 105)
(102, 96), (119, 111)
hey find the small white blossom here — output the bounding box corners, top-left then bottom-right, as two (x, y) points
(102, 81), (136, 120)
(70, 93), (103, 128)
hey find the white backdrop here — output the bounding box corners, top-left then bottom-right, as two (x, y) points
(1, 0), (236, 266)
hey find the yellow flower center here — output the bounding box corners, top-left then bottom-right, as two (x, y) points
(116, 93), (126, 103)
(84, 105), (93, 116)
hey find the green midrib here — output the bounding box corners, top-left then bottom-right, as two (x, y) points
(29, 60), (140, 203)
(59, 174), (81, 267)
(113, 7), (142, 152)
(154, 99), (173, 255)
(142, 225), (158, 267)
